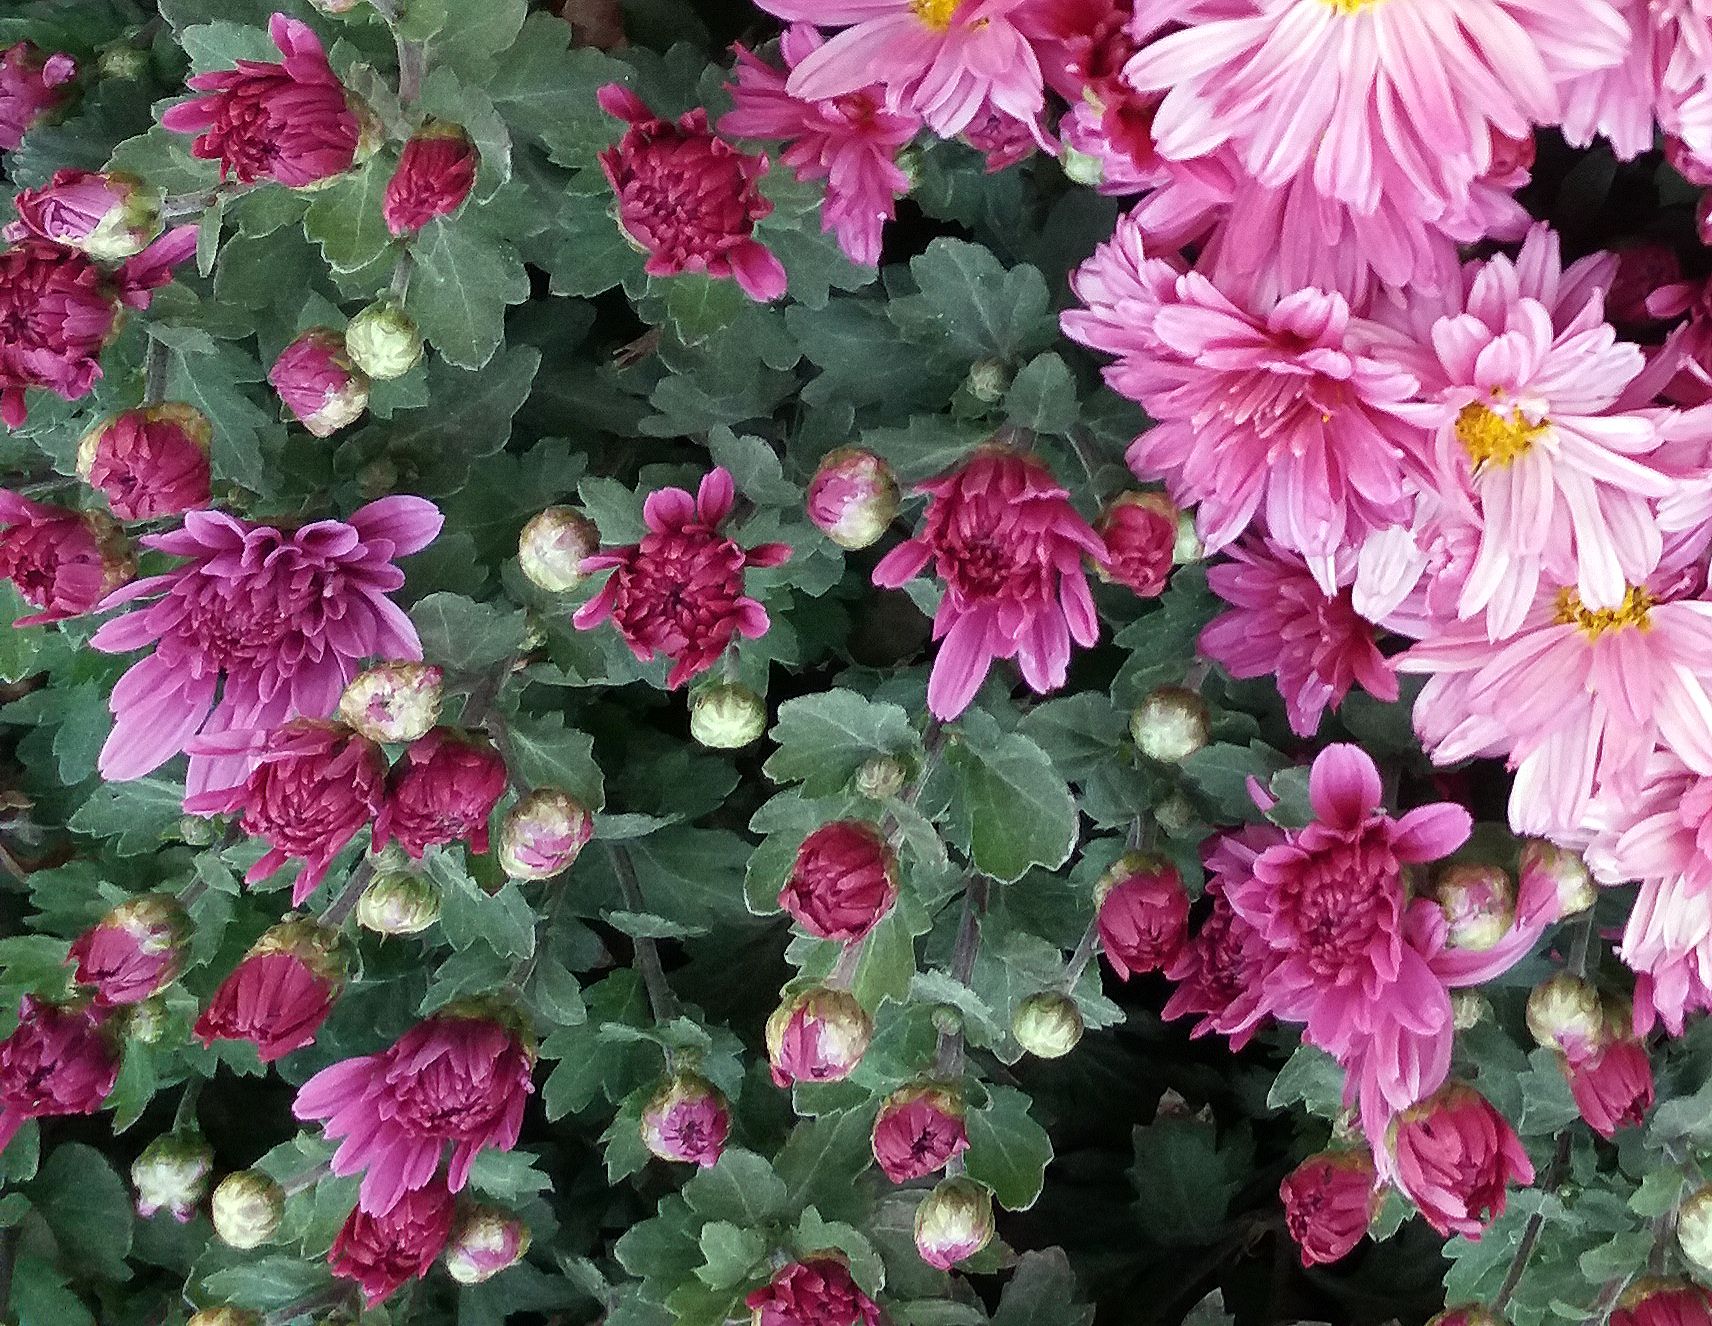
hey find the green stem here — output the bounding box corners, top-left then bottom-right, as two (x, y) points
(608, 845), (678, 1024)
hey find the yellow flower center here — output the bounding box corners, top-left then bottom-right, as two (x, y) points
(1554, 585), (1654, 639)
(1455, 403), (1548, 470)
(911, 0), (960, 28)
(1323, 0), (1385, 12)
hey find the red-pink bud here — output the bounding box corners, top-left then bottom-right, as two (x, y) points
(195, 917), (345, 1063)
(780, 821), (898, 943)
(1096, 491), (1178, 597)
(1096, 853), (1189, 980)
(1279, 1149), (1377, 1267)
(69, 894), (189, 1006)
(1612, 1282), (1712, 1326)
(0, 43), (76, 152)
(329, 1176), (456, 1306)
(1564, 1037), (1653, 1139)
(1668, 136), (1712, 187)
(269, 328), (370, 436)
(444, 1203), (530, 1285)
(1391, 1084), (1532, 1239)
(1607, 244), (1683, 330)
(871, 1084), (968, 1183)
(766, 987), (872, 1087)
(0, 491), (133, 626)
(4, 168), (163, 260)
(77, 404), (212, 520)
(384, 122), (478, 236)
(746, 1258), (880, 1326)
(0, 996), (119, 1150)
(374, 728), (508, 860)
(640, 1072), (731, 1167)
(807, 449), (900, 551)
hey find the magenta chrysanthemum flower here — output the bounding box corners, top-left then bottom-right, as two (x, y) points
(721, 26), (920, 267)
(328, 1175), (455, 1305)
(89, 495), (441, 792)
(0, 43), (76, 152)
(873, 448), (1104, 720)
(1064, 217), (1428, 581)
(573, 467), (789, 689)
(0, 997), (118, 1153)
(372, 729), (508, 860)
(1399, 576), (1712, 835)
(1391, 1083), (1533, 1238)
(194, 918), (344, 1062)
(0, 491), (131, 627)
(1393, 226), (1675, 639)
(1123, 0), (1627, 222)
(1279, 1150), (1377, 1268)
(1199, 538), (1397, 739)
(756, 0), (1046, 142)
(1160, 832), (1276, 1050)
(294, 1008), (534, 1215)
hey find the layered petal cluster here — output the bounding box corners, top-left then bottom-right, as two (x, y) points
(384, 124), (477, 236)
(0, 42), (75, 152)
(1279, 1149), (1378, 1267)
(1390, 1083), (1534, 1238)
(78, 405), (212, 520)
(779, 820), (898, 942)
(195, 918), (345, 1063)
(746, 1258), (881, 1326)
(328, 1176), (456, 1306)
(0, 491), (132, 627)
(372, 729), (508, 861)
(0, 997), (118, 1152)
(873, 448), (1104, 720)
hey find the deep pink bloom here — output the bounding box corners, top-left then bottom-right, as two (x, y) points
(269, 328), (369, 437)
(874, 448), (1104, 721)
(0, 43), (75, 152)
(573, 467), (789, 689)
(1097, 856), (1189, 980)
(871, 1085), (968, 1183)
(640, 1074), (730, 1167)
(0, 492), (131, 626)
(1018, 0), (1158, 190)
(1095, 492), (1176, 598)
(195, 919), (344, 1063)
(1160, 833), (1276, 1050)
(780, 820), (898, 942)
(68, 895), (187, 1006)
(1612, 1284), (1712, 1326)
(294, 1009), (535, 1216)
(758, 0), (1046, 142)
(1564, 1039), (1654, 1137)
(3, 169), (161, 260)
(78, 405), (212, 520)
(1123, 0), (1627, 222)
(184, 721), (387, 905)
(160, 13), (361, 187)
(1279, 1149), (1377, 1267)
(1390, 1083), (1534, 1239)
(328, 1175), (455, 1306)
(1399, 577), (1712, 836)
(0, 997), (118, 1153)
(89, 495), (440, 791)
(1064, 217), (1427, 582)
(746, 1258), (880, 1326)
(373, 729), (507, 860)
(721, 26), (920, 267)
(597, 84), (787, 302)
(1200, 538), (1397, 738)
(383, 125), (477, 236)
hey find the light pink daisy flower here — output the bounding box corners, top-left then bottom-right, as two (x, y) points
(720, 25), (921, 267)
(1399, 573), (1712, 836)
(1063, 218), (1429, 585)
(1392, 226), (1675, 640)
(1199, 538), (1397, 739)
(89, 497), (441, 794)
(756, 0), (1047, 142)
(1122, 0), (1628, 222)
(1562, 0), (1712, 162)
(1585, 751), (1712, 1035)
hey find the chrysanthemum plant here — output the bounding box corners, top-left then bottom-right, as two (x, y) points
(4, 0), (1712, 1324)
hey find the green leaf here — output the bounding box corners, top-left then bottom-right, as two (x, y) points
(503, 711), (605, 808)
(945, 712), (1078, 884)
(487, 14), (630, 168)
(29, 1143), (134, 1281)
(1266, 1044), (1345, 1119)
(165, 339), (279, 494)
(764, 690), (922, 797)
(890, 239), (1056, 362)
(1003, 353), (1079, 435)
(682, 1148), (788, 1227)
(427, 0), (528, 82)
(67, 777), (184, 856)
(411, 592), (529, 673)
(992, 1249), (1094, 1326)
(774, 1107), (878, 1223)
(602, 910), (710, 940)
(201, 1255), (333, 1309)
(964, 1086), (1053, 1212)
(303, 154), (395, 273)
(9, 1254), (95, 1326)
(1128, 1113), (1251, 1245)
(1178, 742), (1290, 824)
(695, 1222), (769, 1289)
(406, 214), (531, 370)
(431, 856), (537, 961)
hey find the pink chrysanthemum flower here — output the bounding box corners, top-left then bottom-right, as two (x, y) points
(0, 997), (118, 1152)
(294, 1007), (535, 1216)
(1392, 226), (1675, 640)
(1123, 0), (1627, 222)
(573, 467), (789, 689)
(756, 0), (1046, 142)
(1400, 573), (1712, 836)
(1561, 0), (1712, 162)
(1200, 538), (1397, 738)
(872, 447), (1105, 721)
(89, 496), (440, 793)
(721, 25), (920, 267)
(1160, 831), (1277, 1050)
(1585, 751), (1712, 1035)
(1063, 216), (1428, 582)
(328, 1175), (455, 1305)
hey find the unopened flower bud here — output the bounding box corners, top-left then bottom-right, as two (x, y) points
(123, 995), (171, 1043)
(854, 755), (908, 801)
(70, 893), (189, 1006)
(77, 403), (213, 521)
(132, 1132), (213, 1222)
(807, 448), (900, 551)
(1679, 1185), (1712, 1271)
(337, 662), (443, 743)
(1518, 840), (1596, 918)
(766, 986), (873, 1087)
(3, 168), (163, 260)
(1450, 990), (1487, 1031)
(497, 789), (594, 880)
(1061, 146), (1105, 187)
(444, 1204), (531, 1285)
(690, 682), (767, 749)
(965, 358), (1011, 404)
(1097, 853), (1189, 979)
(307, 0), (365, 12)
(1012, 991), (1082, 1059)
(385, 122), (479, 236)
(97, 45), (152, 80)
(1431, 864), (1515, 951)
(1096, 492), (1178, 597)
(1526, 973), (1607, 1061)
(269, 328), (369, 437)
(641, 1072), (731, 1167)
(356, 869), (442, 935)
(1130, 686), (1210, 763)
(1154, 790), (1196, 837)
(211, 1169), (285, 1249)
(518, 506), (599, 593)
(177, 814), (218, 846)
(187, 1310), (262, 1326)
(873, 1084), (967, 1182)
(914, 1176), (995, 1270)
(1173, 511), (1203, 564)
(344, 299), (423, 381)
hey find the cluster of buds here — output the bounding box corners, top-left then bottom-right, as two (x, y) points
(1526, 973), (1654, 1138)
